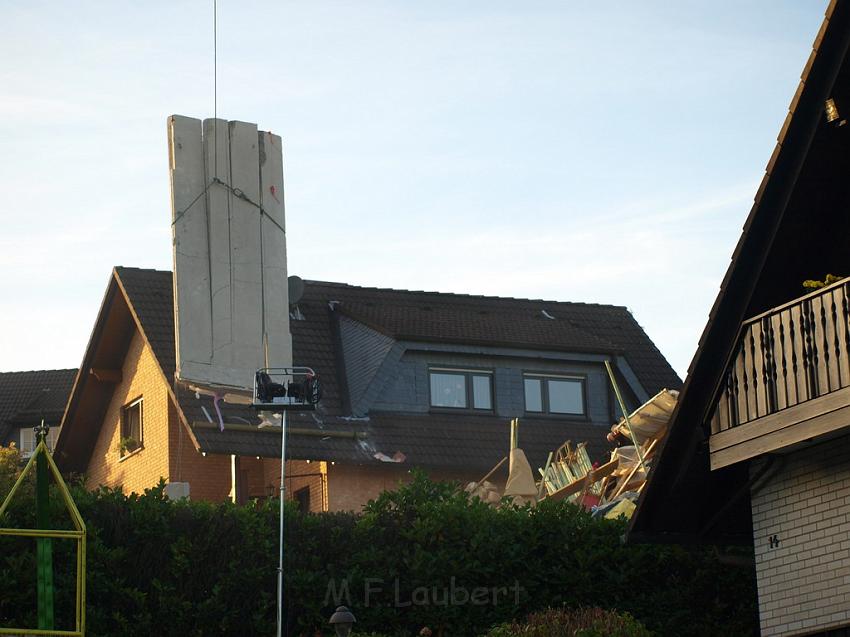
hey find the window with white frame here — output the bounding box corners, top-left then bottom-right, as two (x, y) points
(523, 374), (585, 416)
(429, 368), (493, 410)
(19, 426), (60, 457)
(120, 397), (143, 457)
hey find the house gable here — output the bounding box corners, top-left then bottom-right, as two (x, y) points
(56, 269), (199, 477)
(85, 327), (173, 493)
(631, 0), (850, 543)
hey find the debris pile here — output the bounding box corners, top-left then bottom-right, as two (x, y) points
(539, 388), (678, 519)
(465, 389), (678, 520)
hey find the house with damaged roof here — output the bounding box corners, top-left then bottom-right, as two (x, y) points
(0, 369), (76, 457)
(630, 2), (850, 635)
(55, 266), (679, 512)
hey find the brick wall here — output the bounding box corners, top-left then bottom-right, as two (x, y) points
(751, 434), (850, 636)
(172, 448), (232, 502)
(167, 399), (231, 501)
(326, 463), (503, 512)
(86, 330), (172, 494)
(262, 459), (327, 512)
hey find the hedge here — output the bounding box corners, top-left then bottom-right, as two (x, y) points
(0, 459), (757, 636)
(484, 607), (652, 637)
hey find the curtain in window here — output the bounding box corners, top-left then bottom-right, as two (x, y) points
(430, 373), (467, 408)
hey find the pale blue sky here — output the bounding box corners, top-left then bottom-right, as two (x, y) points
(0, 1), (827, 377)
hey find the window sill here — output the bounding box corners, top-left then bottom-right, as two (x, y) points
(428, 407), (495, 415)
(119, 446), (144, 462)
(522, 412), (589, 422)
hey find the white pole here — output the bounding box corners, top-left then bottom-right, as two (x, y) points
(277, 409), (287, 637)
(604, 360), (648, 474)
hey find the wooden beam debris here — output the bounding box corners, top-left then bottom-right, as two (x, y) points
(535, 388), (679, 516)
(89, 368), (122, 383)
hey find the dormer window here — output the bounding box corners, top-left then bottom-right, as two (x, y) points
(523, 373), (585, 416)
(429, 368), (493, 411)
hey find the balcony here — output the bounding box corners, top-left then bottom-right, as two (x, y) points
(709, 278), (850, 469)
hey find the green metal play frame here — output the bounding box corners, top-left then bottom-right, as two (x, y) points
(0, 439), (87, 636)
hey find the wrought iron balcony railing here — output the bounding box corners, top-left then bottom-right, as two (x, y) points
(710, 278), (850, 434)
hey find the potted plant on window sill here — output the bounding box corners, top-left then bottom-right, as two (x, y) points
(119, 437), (141, 456)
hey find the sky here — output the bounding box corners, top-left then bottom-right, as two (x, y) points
(0, 1), (828, 378)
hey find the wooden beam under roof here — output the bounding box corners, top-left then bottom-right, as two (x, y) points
(89, 368), (122, 384)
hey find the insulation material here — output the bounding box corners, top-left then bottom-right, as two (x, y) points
(611, 446), (647, 481)
(504, 448), (538, 505)
(607, 388), (679, 446)
(465, 480), (502, 505)
(168, 115), (292, 391)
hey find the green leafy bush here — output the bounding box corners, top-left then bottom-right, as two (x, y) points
(0, 444), (24, 497)
(802, 273), (844, 291)
(484, 607), (652, 637)
(0, 465), (757, 636)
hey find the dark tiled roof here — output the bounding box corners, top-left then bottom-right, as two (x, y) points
(186, 410), (607, 473)
(364, 412), (607, 472)
(0, 369), (77, 443)
(307, 281), (681, 397)
(113, 267), (677, 469)
(189, 417), (374, 463)
(114, 268), (176, 377)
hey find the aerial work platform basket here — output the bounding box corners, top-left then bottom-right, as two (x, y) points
(252, 367), (321, 411)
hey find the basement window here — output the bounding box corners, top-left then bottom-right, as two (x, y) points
(429, 368), (493, 411)
(523, 374), (585, 416)
(120, 398), (143, 458)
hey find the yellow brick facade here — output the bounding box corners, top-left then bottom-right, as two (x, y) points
(83, 331), (331, 511)
(84, 328), (234, 502)
(83, 328), (481, 514)
(86, 330), (172, 494)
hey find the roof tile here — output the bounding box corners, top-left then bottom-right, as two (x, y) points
(0, 369), (77, 443)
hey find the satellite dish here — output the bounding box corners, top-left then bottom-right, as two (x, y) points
(288, 275), (305, 305)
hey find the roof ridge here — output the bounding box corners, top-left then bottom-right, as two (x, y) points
(114, 265), (172, 274)
(107, 266), (629, 310)
(302, 279), (629, 310)
(0, 368), (77, 376)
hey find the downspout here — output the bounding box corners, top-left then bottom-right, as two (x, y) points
(230, 454), (238, 504)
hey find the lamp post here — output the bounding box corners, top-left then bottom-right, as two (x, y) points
(329, 606), (356, 637)
(276, 409), (287, 637)
(252, 367), (321, 637)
